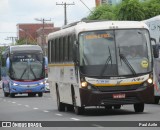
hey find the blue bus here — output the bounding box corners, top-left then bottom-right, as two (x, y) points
(1, 45), (46, 97)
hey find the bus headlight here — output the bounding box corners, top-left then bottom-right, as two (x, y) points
(39, 82), (44, 85)
(147, 78), (153, 84)
(81, 81), (88, 88)
(12, 83), (18, 86)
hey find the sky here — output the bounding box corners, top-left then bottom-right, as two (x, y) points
(0, 0), (95, 45)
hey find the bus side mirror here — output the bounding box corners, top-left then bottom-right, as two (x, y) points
(6, 57), (10, 70)
(44, 56), (48, 69)
(44, 56), (48, 77)
(152, 44), (159, 58)
(73, 41), (79, 64)
(0, 65), (1, 81)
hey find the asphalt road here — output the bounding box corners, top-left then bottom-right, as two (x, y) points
(0, 88), (160, 130)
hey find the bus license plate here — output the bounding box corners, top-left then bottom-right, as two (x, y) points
(113, 94), (125, 99)
(26, 90), (32, 92)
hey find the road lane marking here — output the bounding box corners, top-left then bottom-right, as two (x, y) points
(25, 105), (30, 107)
(18, 104), (22, 106)
(55, 114), (63, 116)
(12, 102), (16, 104)
(33, 107), (39, 110)
(70, 118), (80, 121)
(43, 110), (49, 113)
(92, 124), (104, 128)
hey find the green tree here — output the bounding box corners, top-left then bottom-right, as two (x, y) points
(87, 4), (117, 20)
(117, 0), (145, 20)
(142, 0), (160, 19)
(15, 38), (37, 45)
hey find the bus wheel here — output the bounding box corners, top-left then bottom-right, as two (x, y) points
(4, 92), (9, 97)
(73, 95), (84, 115)
(10, 93), (15, 98)
(67, 105), (74, 111)
(38, 92), (43, 97)
(105, 105), (112, 110)
(113, 105), (121, 109)
(28, 93), (36, 97)
(134, 103), (144, 112)
(56, 89), (65, 111)
(154, 97), (159, 104)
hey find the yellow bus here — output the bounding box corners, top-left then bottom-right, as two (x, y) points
(47, 21), (158, 115)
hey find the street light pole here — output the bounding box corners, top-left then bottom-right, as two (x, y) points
(56, 2), (75, 25)
(6, 36), (17, 45)
(35, 18), (51, 56)
(19, 28), (37, 45)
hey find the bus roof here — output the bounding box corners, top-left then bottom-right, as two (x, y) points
(143, 15), (160, 23)
(9, 45), (42, 53)
(2, 45), (43, 55)
(48, 21), (148, 40)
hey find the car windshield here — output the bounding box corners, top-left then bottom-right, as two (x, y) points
(79, 29), (152, 76)
(10, 52), (44, 80)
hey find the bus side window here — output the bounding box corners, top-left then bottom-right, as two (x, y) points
(55, 38), (60, 63)
(51, 39), (56, 63)
(64, 36), (69, 61)
(59, 37), (64, 62)
(48, 40), (51, 63)
(69, 35), (74, 61)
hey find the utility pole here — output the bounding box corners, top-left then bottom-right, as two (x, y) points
(35, 18), (51, 56)
(56, 2), (75, 25)
(7, 36), (17, 45)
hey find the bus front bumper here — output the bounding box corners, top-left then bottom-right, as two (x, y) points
(80, 85), (154, 106)
(10, 85), (45, 94)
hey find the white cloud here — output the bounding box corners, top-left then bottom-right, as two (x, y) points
(0, 0), (9, 14)
(0, 0), (95, 44)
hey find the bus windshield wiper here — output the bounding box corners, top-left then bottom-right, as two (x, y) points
(99, 46), (112, 77)
(30, 65), (36, 79)
(20, 66), (28, 79)
(119, 54), (136, 75)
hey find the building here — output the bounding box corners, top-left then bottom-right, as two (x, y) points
(17, 23), (60, 55)
(17, 23), (54, 43)
(95, 0), (122, 6)
(95, 0), (145, 6)
(36, 26), (60, 55)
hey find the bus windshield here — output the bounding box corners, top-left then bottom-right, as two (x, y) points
(10, 52), (44, 81)
(79, 29), (152, 76)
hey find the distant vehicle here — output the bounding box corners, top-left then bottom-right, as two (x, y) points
(47, 20), (158, 115)
(0, 45), (47, 97)
(143, 15), (160, 43)
(0, 81), (2, 89)
(45, 78), (50, 92)
(143, 16), (160, 104)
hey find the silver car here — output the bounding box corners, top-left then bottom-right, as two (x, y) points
(45, 78), (50, 92)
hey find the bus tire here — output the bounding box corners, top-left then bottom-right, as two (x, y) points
(28, 93), (36, 97)
(105, 105), (112, 110)
(74, 106), (84, 115)
(154, 97), (159, 104)
(134, 103), (144, 112)
(72, 94), (84, 115)
(4, 92), (9, 97)
(3, 84), (9, 97)
(38, 92), (43, 97)
(113, 105), (121, 109)
(67, 105), (74, 111)
(10, 93), (15, 98)
(56, 89), (65, 111)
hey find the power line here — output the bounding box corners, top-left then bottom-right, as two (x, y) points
(35, 18), (51, 56)
(0, 32), (16, 33)
(6, 36), (18, 45)
(79, 0), (93, 13)
(56, 2), (75, 25)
